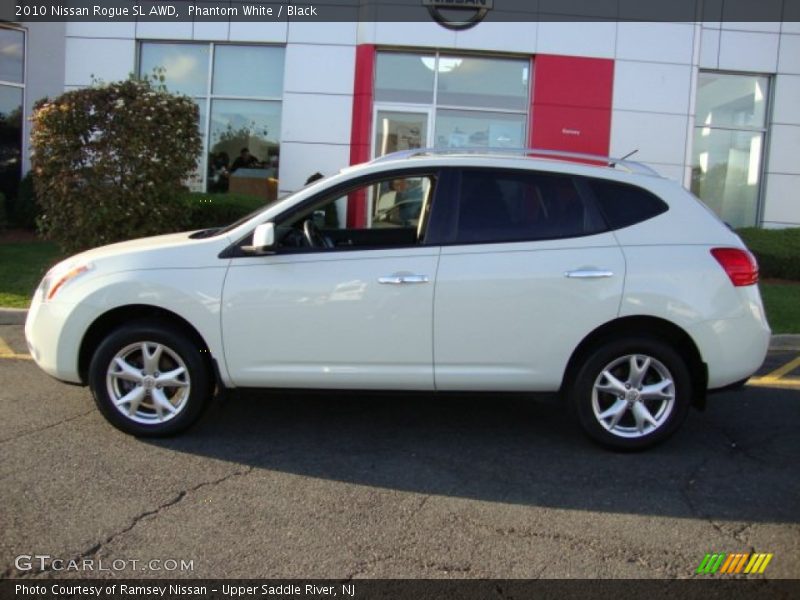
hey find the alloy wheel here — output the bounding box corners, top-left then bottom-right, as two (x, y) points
(590, 354), (676, 439)
(105, 341), (191, 425)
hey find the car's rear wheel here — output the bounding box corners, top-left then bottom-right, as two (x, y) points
(569, 337), (691, 450)
(88, 320), (212, 436)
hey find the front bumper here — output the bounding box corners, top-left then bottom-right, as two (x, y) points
(25, 296), (97, 385)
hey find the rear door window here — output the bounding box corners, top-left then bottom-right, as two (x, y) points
(451, 169), (607, 244)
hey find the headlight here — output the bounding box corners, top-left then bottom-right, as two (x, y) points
(39, 262), (93, 301)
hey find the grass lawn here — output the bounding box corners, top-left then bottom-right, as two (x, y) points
(0, 240), (799, 334)
(760, 282), (800, 335)
(0, 241), (61, 308)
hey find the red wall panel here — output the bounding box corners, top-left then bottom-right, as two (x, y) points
(530, 54), (614, 157)
(530, 105), (613, 157)
(348, 44), (376, 228)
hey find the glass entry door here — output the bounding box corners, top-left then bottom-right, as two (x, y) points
(370, 110), (431, 225)
(373, 109), (431, 158)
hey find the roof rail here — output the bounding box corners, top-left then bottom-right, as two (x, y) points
(369, 147), (660, 177)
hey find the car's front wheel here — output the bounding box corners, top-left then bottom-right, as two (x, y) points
(88, 320), (213, 436)
(569, 337), (692, 450)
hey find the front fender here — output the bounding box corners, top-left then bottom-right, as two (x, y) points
(75, 267), (230, 384)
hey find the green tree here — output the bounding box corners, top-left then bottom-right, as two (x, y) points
(30, 76), (202, 252)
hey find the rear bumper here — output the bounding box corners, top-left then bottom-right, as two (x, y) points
(688, 311), (770, 390)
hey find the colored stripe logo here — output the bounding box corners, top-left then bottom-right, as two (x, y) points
(696, 553), (773, 574)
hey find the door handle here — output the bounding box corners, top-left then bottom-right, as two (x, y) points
(378, 274), (430, 285)
(565, 269), (614, 279)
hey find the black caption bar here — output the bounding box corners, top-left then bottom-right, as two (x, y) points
(4, 0), (800, 22)
(3, 580), (800, 600)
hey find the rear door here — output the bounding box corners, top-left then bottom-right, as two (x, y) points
(431, 168), (626, 391)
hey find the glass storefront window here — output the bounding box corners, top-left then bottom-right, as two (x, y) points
(373, 51), (530, 161)
(0, 26), (24, 204)
(374, 53), (435, 104)
(437, 56), (529, 111)
(212, 45), (284, 98)
(139, 43), (209, 97)
(435, 109), (525, 149)
(139, 42), (284, 195)
(0, 85), (23, 202)
(695, 73), (768, 129)
(691, 128), (763, 228)
(0, 28), (24, 84)
(209, 99), (281, 193)
(691, 72), (769, 228)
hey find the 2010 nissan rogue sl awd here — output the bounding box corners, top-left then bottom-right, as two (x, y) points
(25, 150), (770, 450)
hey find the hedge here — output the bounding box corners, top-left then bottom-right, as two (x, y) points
(31, 77), (202, 253)
(737, 227), (800, 281)
(178, 192), (268, 231)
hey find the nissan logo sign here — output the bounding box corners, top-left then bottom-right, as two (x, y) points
(422, 0), (493, 31)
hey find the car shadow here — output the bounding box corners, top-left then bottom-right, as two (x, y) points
(145, 386), (800, 524)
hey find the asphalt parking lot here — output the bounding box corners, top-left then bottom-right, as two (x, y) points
(1, 322), (798, 580)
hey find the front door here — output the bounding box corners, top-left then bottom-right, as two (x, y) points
(221, 172), (441, 389)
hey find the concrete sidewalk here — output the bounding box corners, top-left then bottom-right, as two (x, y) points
(3, 307), (798, 350)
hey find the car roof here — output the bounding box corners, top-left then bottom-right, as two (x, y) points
(340, 151), (665, 186)
(358, 147), (661, 177)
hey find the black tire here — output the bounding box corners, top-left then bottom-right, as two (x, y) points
(88, 320), (213, 436)
(568, 337), (692, 451)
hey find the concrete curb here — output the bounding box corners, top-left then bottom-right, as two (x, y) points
(0, 308), (27, 325)
(2, 306), (799, 351)
(770, 334), (800, 352)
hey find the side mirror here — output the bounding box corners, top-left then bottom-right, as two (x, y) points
(242, 222), (276, 255)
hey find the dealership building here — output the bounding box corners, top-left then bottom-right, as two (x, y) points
(2, 12), (800, 228)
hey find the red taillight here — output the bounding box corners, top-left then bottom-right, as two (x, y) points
(710, 248), (759, 287)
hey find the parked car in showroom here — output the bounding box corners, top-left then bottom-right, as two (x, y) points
(25, 149), (770, 450)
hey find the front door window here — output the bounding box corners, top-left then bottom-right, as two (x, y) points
(275, 173), (436, 251)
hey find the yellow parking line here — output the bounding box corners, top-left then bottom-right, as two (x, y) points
(760, 355), (800, 381)
(0, 336), (32, 361)
(748, 354), (800, 389)
(748, 378), (800, 389)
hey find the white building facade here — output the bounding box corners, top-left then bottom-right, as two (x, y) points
(3, 18), (800, 228)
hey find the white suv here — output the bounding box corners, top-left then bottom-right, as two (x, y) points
(25, 150), (770, 449)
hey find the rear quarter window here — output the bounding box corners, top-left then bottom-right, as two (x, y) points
(587, 179), (669, 230)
